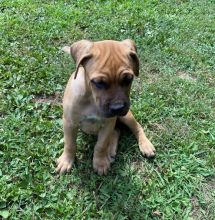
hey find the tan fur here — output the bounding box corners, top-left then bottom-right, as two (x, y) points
(56, 39), (155, 175)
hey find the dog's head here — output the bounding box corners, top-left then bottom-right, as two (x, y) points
(63, 39), (139, 118)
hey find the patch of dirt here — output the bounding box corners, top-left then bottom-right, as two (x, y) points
(133, 67), (160, 93)
(177, 71), (197, 81)
(144, 73), (160, 84)
(32, 92), (62, 105)
(144, 68), (160, 84)
(130, 161), (146, 171)
(161, 118), (191, 138)
(201, 181), (215, 203)
(150, 123), (167, 131)
(191, 195), (201, 220)
(190, 181), (215, 219)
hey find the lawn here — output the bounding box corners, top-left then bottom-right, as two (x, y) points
(0, 0), (215, 219)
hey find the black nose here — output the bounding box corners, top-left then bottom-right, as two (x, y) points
(109, 102), (126, 115)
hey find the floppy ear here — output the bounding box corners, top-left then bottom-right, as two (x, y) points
(62, 40), (93, 79)
(122, 39), (139, 76)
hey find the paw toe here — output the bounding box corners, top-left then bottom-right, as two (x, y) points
(56, 154), (73, 174)
(93, 157), (111, 175)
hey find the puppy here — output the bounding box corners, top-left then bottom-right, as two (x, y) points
(56, 39), (155, 175)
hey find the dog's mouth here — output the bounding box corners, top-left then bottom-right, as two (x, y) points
(103, 111), (128, 118)
(102, 105), (130, 118)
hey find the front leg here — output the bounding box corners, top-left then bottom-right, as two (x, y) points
(119, 110), (155, 157)
(56, 117), (78, 174)
(93, 118), (116, 175)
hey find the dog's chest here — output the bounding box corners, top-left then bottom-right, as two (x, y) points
(78, 104), (104, 134)
(80, 114), (104, 134)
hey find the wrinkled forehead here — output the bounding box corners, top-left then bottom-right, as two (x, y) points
(88, 41), (131, 73)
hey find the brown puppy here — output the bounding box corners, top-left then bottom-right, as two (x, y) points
(56, 39), (155, 175)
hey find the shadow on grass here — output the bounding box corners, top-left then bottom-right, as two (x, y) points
(66, 127), (158, 219)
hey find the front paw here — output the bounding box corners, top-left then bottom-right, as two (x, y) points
(139, 139), (156, 158)
(93, 156), (111, 175)
(56, 153), (74, 174)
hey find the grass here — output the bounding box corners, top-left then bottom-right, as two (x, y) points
(0, 0), (215, 219)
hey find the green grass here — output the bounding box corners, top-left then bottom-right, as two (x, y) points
(1, 0), (215, 219)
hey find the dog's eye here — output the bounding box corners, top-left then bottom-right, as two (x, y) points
(121, 74), (133, 86)
(91, 79), (109, 89)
